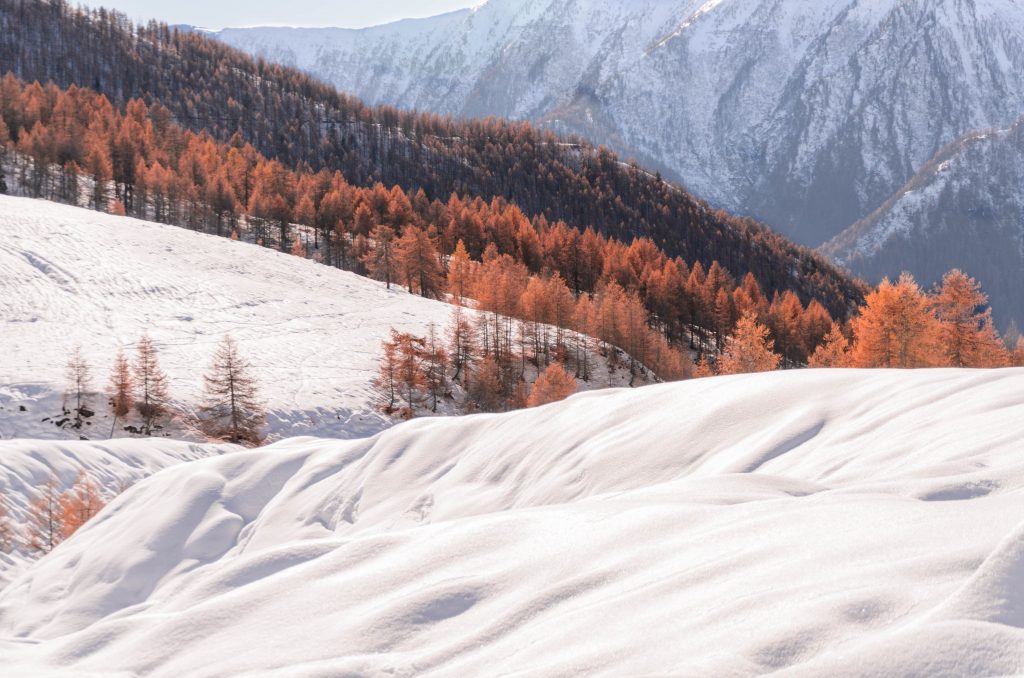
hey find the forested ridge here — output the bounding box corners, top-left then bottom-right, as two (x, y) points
(0, 0), (865, 318)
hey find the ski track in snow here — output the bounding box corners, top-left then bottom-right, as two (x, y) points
(0, 368), (1022, 676)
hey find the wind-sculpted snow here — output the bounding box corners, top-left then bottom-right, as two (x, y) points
(0, 439), (232, 592)
(1, 369), (1022, 676)
(0, 194), (455, 442)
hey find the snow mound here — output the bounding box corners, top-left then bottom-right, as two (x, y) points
(0, 438), (231, 590)
(0, 194), (455, 442)
(937, 521), (1024, 629)
(1, 369), (1023, 675)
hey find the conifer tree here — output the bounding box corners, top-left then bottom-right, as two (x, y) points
(447, 240), (474, 302)
(374, 331), (401, 413)
(448, 304), (477, 386)
(395, 332), (426, 417)
(134, 334), (170, 435)
(931, 270), (1004, 368)
(108, 351), (134, 437)
(395, 226), (444, 298)
(199, 335), (265, 446)
(527, 362), (577, 407)
(849, 274), (940, 368)
(1012, 338), (1024, 367)
(363, 224), (397, 289)
(808, 323), (851, 368)
(468, 355), (505, 413)
(719, 312), (782, 375)
(65, 345), (92, 427)
(422, 323), (449, 413)
(694, 355), (717, 378)
(27, 475), (64, 555)
(59, 472), (106, 539)
(573, 293), (598, 381)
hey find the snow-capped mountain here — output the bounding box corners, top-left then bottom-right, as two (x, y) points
(213, 0), (1024, 246)
(2, 369), (1023, 675)
(824, 116), (1024, 328)
(214, 0), (1024, 327)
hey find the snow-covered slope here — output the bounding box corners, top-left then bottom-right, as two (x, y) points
(0, 438), (231, 591)
(214, 0), (1024, 248)
(824, 116), (1024, 329)
(2, 369), (1022, 676)
(0, 195), (454, 442)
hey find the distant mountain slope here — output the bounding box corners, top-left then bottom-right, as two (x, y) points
(0, 0), (864, 316)
(213, 0), (1024, 248)
(824, 117), (1024, 329)
(2, 369), (1023, 675)
(0, 195), (455, 442)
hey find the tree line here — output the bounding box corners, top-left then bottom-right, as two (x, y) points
(694, 270), (1024, 377)
(0, 74), (850, 374)
(63, 334), (266, 446)
(0, 0), (864, 317)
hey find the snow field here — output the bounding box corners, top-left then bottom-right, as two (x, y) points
(0, 194), (457, 442)
(0, 368), (1021, 675)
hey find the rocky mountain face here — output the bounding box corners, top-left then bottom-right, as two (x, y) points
(824, 117), (1024, 328)
(214, 0), (1024, 327)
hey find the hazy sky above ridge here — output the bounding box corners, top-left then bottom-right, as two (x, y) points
(94, 1), (480, 29)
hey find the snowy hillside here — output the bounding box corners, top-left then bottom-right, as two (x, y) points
(824, 116), (1024, 329)
(0, 195), (455, 442)
(214, 0), (1024, 247)
(0, 438), (231, 591)
(1, 369), (1022, 676)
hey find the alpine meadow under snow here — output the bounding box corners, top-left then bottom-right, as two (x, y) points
(0, 194), (456, 442)
(0, 369), (1022, 676)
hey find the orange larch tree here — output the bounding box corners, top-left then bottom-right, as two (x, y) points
(527, 362), (578, 407)
(849, 273), (941, 369)
(108, 350), (134, 437)
(930, 269), (1007, 368)
(719, 312), (782, 375)
(27, 475), (64, 555)
(59, 471), (106, 539)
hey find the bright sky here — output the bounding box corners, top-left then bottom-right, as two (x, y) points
(92, 1), (481, 29)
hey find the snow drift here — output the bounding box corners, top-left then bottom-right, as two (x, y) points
(0, 439), (231, 591)
(1, 368), (1022, 676)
